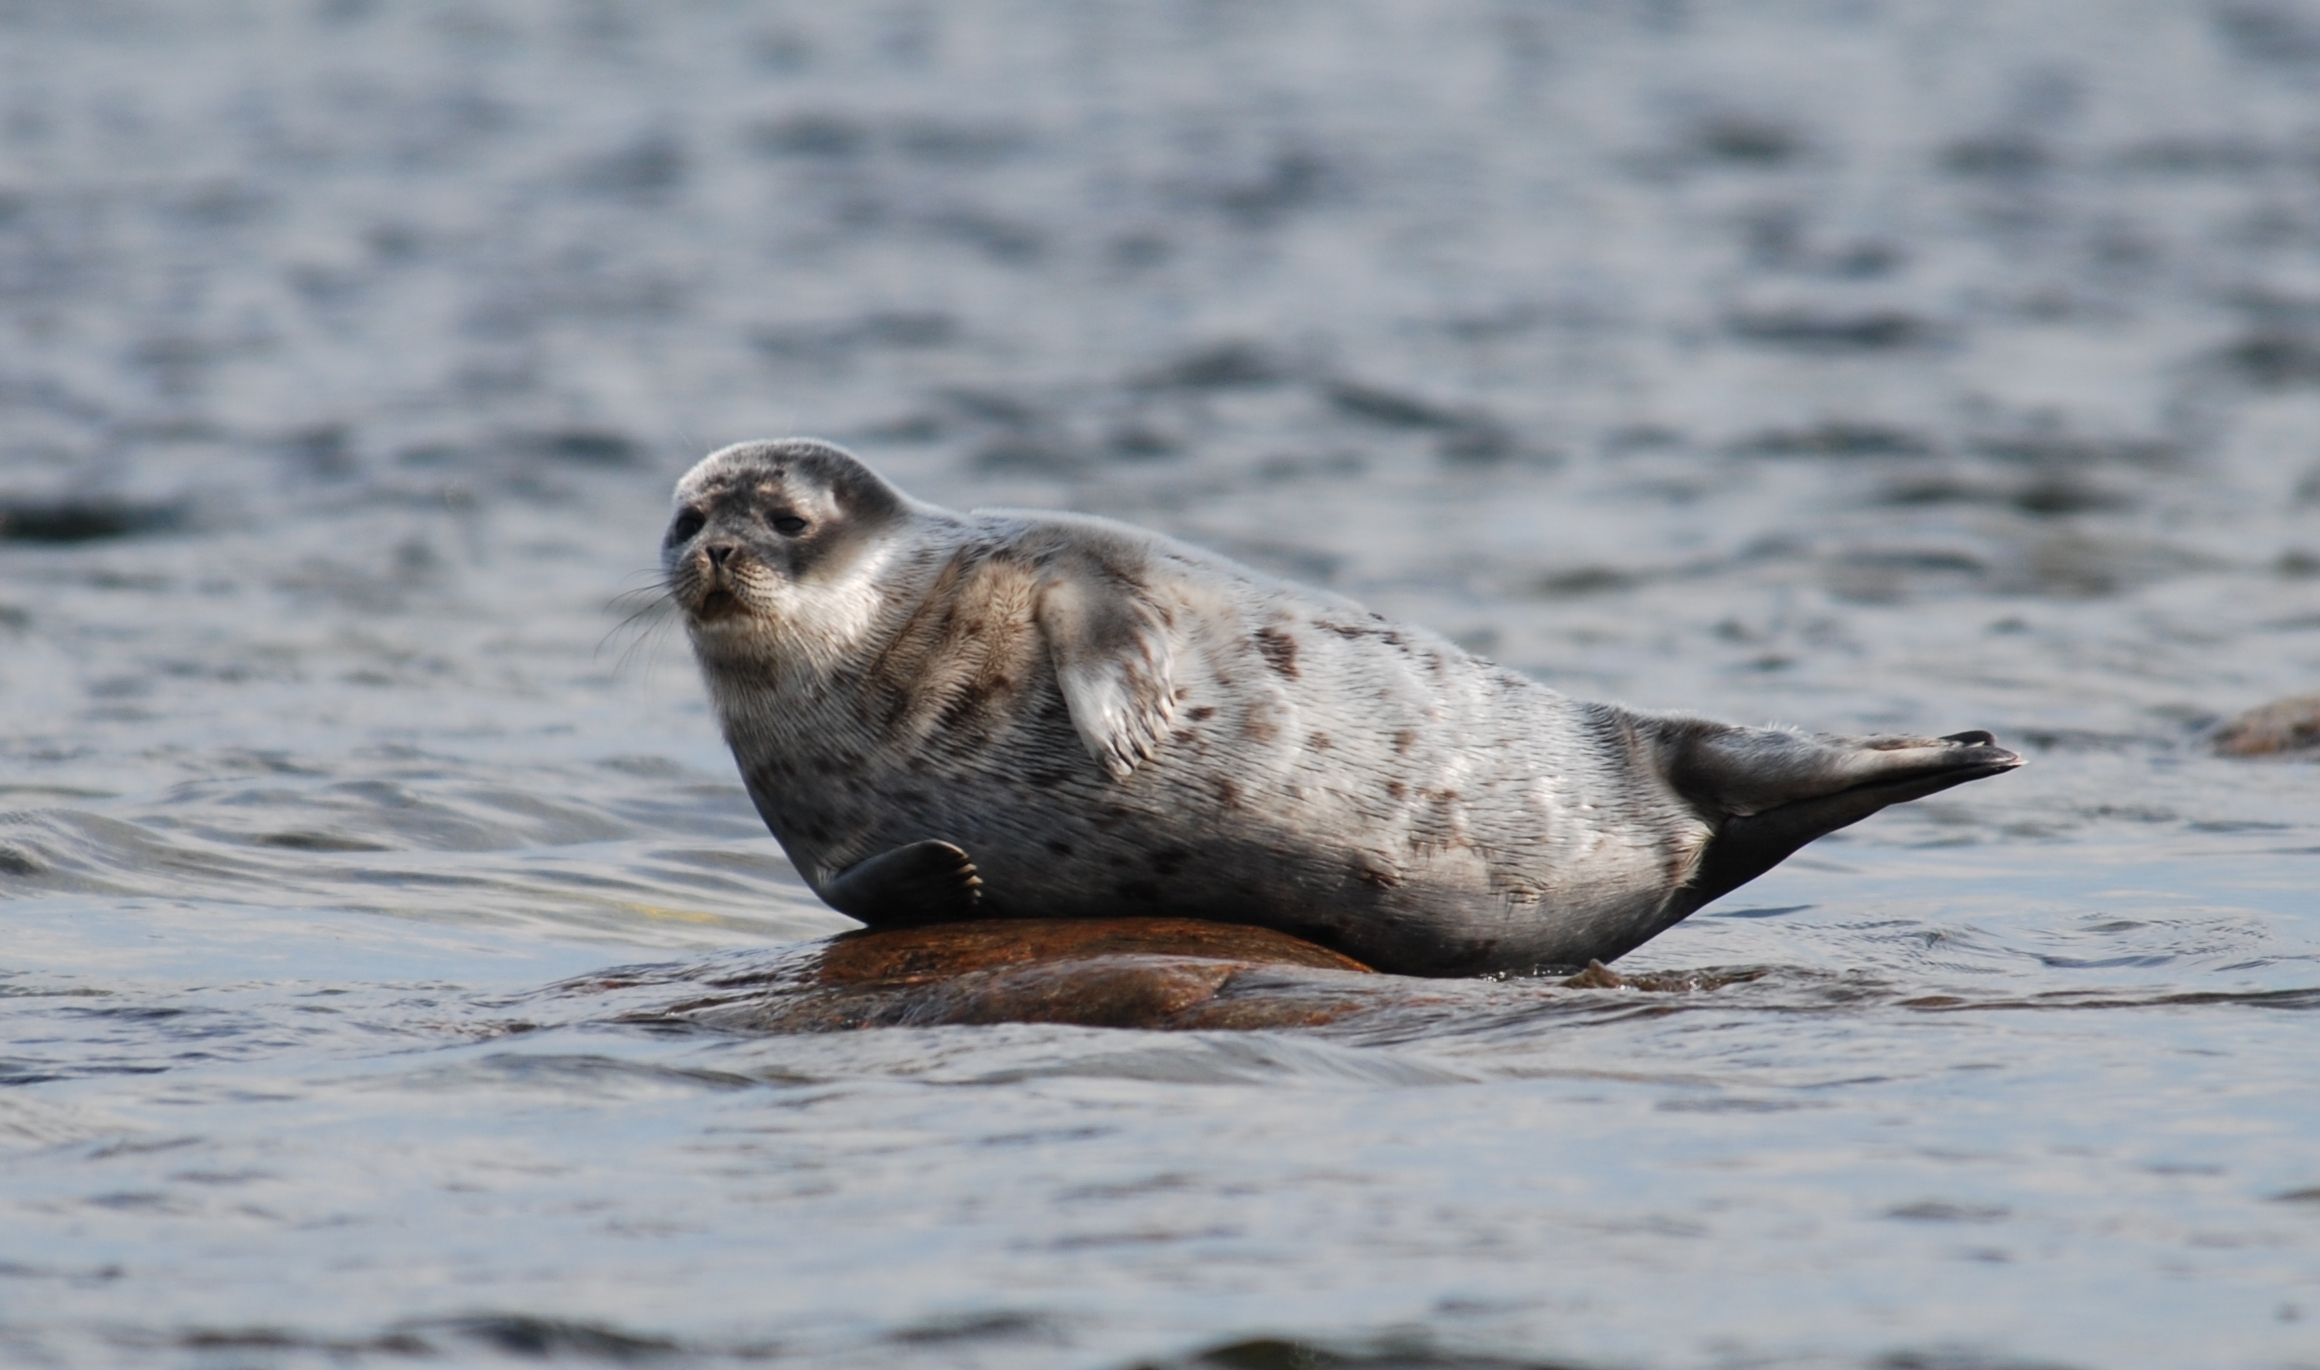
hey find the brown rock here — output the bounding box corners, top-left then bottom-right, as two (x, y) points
(659, 917), (1398, 1033)
(2214, 694), (2320, 756)
(815, 916), (1371, 983)
(584, 918), (1771, 1034)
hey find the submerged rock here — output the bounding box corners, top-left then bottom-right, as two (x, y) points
(2213, 694), (2320, 756)
(621, 918), (1412, 1032)
(565, 920), (1779, 1034)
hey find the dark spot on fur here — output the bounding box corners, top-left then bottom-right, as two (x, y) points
(1254, 625), (1301, 678)
(1386, 779), (1407, 800)
(1393, 729), (1418, 754)
(1045, 838), (1075, 857)
(1354, 864), (1399, 889)
(1316, 618), (1368, 640)
(1243, 715), (1279, 745)
(938, 680), (993, 730)
(1114, 879), (1162, 903)
(1148, 846), (1192, 876)
(1187, 705), (1217, 722)
(1309, 731), (1333, 750)
(1214, 776), (1243, 809)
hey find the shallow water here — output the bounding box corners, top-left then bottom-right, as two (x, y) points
(4, 2), (2320, 1366)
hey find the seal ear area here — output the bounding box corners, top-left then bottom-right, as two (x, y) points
(1034, 564), (1178, 782)
(674, 439), (909, 534)
(819, 840), (984, 928)
(750, 437), (907, 527)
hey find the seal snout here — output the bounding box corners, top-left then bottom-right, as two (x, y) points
(679, 539), (751, 623)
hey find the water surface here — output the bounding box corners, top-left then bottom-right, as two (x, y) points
(4, 3), (2320, 1366)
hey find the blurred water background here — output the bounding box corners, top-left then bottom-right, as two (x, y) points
(4, 2), (2320, 1366)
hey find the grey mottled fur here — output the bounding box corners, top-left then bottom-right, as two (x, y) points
(667, 439), (2020, 976)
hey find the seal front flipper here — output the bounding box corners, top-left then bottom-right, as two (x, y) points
(1034, 564), (1177, 781)
(820, 840), (984, 928)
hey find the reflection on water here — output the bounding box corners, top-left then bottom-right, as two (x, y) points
(3, 2), (2320, 1366)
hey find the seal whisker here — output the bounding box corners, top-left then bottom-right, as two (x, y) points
(606, 612), (684, 679)
(600, 574), (687, 675)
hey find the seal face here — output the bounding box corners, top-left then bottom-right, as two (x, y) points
(667, 438), (2022, 977)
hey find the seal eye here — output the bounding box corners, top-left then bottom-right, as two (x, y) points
(769, 513), (809, 536)
(668, 508), (706, 545)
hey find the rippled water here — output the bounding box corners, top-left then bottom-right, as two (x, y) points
(5, 2), (2320, 1366)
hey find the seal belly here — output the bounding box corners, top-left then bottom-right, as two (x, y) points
(896, 630), (1697, 975)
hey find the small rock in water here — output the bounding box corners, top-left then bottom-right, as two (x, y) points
(1561, 959), (1627, 989)
(2213, 694), (2320, 756)
(1555, 959), (1767, 993)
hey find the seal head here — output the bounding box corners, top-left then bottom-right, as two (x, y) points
(664, 438), (911, 658)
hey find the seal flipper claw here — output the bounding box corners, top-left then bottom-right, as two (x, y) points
(821, 840), (984, 928)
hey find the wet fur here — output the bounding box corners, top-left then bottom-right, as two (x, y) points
(669, 439), (2021, 977)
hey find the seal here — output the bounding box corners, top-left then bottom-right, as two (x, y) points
(666, 438), (2021, 977)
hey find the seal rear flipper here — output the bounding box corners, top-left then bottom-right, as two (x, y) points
(821, 840), (985, 928)
(1637, 741), (2021, 949)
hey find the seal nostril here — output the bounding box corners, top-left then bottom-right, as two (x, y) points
(707, 543), (733, 567)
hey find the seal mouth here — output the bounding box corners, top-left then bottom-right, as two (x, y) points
(694, 588), (743, 621)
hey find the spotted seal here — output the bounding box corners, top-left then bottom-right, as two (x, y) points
(665, 438), (2020, 977)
